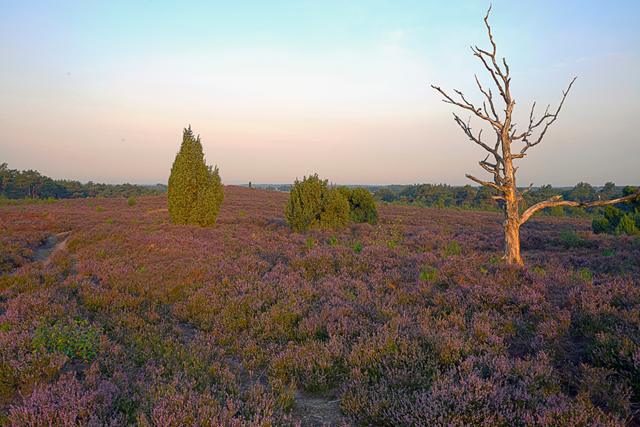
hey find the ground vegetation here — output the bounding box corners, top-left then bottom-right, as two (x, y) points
(1, 186), (639, 425)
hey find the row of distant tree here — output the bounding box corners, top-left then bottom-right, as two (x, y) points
(0, 163), (167, 199)
(374, 182), (640, 219)
(3, 162), (637, 221)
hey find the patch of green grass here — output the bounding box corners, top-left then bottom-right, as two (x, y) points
(420, 265), (439, 283)
(32, 318), (102, 362)
(444, 240), (461, 256)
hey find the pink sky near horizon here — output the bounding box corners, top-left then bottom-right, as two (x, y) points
(1, 1), (638, 187)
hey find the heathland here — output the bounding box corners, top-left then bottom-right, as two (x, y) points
(1, 186), (639, 426)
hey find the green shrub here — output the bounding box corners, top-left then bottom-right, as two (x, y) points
(32, 318), (102, 361)
(284, 174), (349, 232)
(593, 206), (640, 236)
(127, 197), (137, 206)
(342, 187), (379, 225)
(95, 206), (104, 212)
(168, 125), (225, 227)
(420, 265), (439, 283)
(592, 217), (611, 235)
(444, 240), (462, 256)
(616, 214), (640, 235)
(559, 227), (589, 248)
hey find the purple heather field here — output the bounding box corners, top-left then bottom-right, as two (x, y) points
(1, 185), (639, 426)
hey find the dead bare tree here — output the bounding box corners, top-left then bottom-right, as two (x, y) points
(432, 5), (640, 266)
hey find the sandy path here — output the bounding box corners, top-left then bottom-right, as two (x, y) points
(34, 231), (71, 267)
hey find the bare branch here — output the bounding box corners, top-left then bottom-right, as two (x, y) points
(518, 183), (534, 199)
(451, 113), (500, 156)
(475, 75), (499, 121)
(431, 85), (501, 128)
(479, 157), (499, 178)
(515, 77), (577, 155)
(519, 188), (640, 225)
(472, 48), (508, 102)
(466, 173), (504, 194)
(468, 6), (512, 105)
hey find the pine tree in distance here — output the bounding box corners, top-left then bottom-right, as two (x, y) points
(168, 125), (224, 227)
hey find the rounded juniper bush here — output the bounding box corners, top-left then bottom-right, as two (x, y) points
(346, 187), (379, 225)
(285, 174), (349, 232)
(168, 126), (224, 227)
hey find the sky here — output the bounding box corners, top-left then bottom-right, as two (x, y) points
(1, 0), (639, 186)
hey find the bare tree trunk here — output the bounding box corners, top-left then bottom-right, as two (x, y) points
(504, 218), (522, 265)
(503, 181), (523, 266)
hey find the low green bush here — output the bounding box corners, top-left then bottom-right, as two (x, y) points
(339, 186), (379, 225)
(32, 318), (102, 361)
(592, 206), (640, 236)
(285, 174), (349, 232)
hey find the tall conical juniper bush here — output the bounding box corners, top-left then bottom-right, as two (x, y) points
(285, 174), (349, 232)
(168, 126), (224, 227)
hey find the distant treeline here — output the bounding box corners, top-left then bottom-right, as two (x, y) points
(374, 182), (639, 219)
(245, 183), (410, 194)
(0, 163), (167, 199)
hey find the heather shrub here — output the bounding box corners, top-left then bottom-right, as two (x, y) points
(0, 328), (67, 406)
(270, 338), (345, 392)
(343, 352), (624, 426)
(372, 217), (404, 249)
(168, 125), (224, 227)
(137, 378), (298, 427)
(8, 371), (121, 426)
(3, 184), (640, 425)
(284, 174), (349, 232)
(577, 364), (632, 422)
(589, 332), (640, 402)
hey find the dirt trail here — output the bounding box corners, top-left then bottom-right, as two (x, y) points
(34, 231), (72, 267)
(215, 355), (345, 426)
(291, 391), (344, 426)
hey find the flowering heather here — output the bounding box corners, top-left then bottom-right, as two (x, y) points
(0, 186), (639, 426)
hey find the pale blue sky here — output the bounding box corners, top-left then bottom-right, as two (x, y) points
(1, 0), (638, 186)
